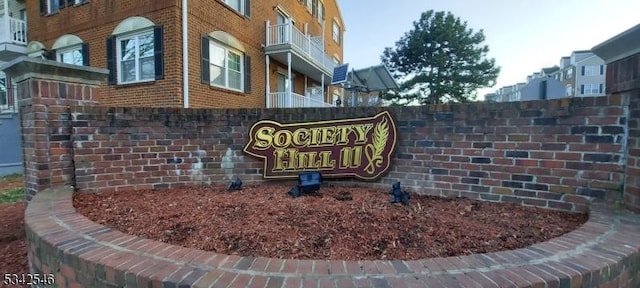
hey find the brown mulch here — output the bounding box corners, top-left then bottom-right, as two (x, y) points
(0, 176), (21, 192)
(0, 202), (29, 288)
(74, 185), (588, 261)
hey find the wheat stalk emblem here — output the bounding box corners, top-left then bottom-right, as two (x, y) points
(364, 116), (390, 174)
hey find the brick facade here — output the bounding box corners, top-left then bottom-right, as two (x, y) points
(26, 0), (345, 108)
(607, 53), (640, 213)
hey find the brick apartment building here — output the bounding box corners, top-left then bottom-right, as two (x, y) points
(25, 0), (345, 108)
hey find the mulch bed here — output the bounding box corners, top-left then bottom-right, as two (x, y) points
(0, 202), (29, 288)
(74, 184), (588, 261)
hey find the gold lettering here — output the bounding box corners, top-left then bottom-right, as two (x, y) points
(273, 130), (292, 149)
(253, 126), (275, 150)
(320, 127), (336, 145)
(286, 148), (298, 170)
(353, 124), (373, 144)
(319, 151), (335, 169)
(334, 126), (351, 145)
(339, 146), (363, 169)
(273, 149), (287, 171)
(310, 128), (322, 145)
(292, 128), (309, 147)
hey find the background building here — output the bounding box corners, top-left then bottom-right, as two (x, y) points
(0, 0), (26, 176)
(25, 0), (345, 108)
(486, 50), (606, 102)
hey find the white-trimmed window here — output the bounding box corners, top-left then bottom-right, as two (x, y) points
(582, 65), (604, 76)
(223, 0), (250, 16)
(57, 45), (83, 65)
(116, 30), (156, 84)
(107, 17), (164, 85)
(317, 0), (324, 22)
(332, 20), (341, 44)
(51, 35), (89, 66)
(581, 83), (603, 95)
(566, 68), (573, 79)
(305, 0), (312, 12)
(209, 41), (244, 91)
(47, 0), (60, 13)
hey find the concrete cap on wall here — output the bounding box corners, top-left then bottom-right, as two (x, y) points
(0, 56), (109, 85)
(592, 23), (640, 64)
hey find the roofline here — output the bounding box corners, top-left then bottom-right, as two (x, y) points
(592, 23), (640, 64)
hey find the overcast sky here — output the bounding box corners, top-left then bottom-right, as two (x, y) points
(339, 0), (640, 99)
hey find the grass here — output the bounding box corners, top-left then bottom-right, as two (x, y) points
(0, 173), (24, 203)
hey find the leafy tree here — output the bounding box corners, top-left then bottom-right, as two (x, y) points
(381, 10), (500, 105)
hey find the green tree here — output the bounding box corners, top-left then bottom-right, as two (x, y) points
(381, 10), (500, 105)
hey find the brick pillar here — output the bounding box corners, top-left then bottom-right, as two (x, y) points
(1, 57), (108, 200)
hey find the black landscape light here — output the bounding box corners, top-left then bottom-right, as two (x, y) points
(288, 185), (302, 198)
(298, 171), (322, 193)
(227, 177), (243, 191)
(388, 181), (410, 205)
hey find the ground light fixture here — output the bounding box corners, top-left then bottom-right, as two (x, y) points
(227, 177), (243, 191)
(389, 181), (410, 205)
(288, 171), (323, 198)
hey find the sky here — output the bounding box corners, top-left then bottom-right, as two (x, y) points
(339, 0), (640, 100)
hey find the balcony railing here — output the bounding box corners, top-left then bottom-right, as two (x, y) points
(267, 92), (334, 108)
(265, 21), (337, 73)
(0, 15), (27, 45)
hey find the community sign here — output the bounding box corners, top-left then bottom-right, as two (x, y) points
(243, 111), (398, 180)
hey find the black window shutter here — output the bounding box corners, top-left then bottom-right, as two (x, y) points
(580, 84), (584, 95)
(39, 0), (46, 15)
(106, 36), (116, 85)
(600, 65), (604, 75)
(244, 0), (251, 17)
(312, 0), (317, 17)
(153, 25), (164, 80)
(67, 0), (74, 6)
(581, 66), (585, 76)
(81, 43), (89, 66)
(599, 84), (604, 94)
(59, 0), (65, 9)
(47, 49), (57, 61)
(201, 36), (210, 84)
(244, 55), (251, 94)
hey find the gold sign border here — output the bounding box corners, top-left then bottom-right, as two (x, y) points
(242, 111), (398, 180)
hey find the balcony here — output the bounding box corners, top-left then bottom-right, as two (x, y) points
(265, 21), (337, 84)
(0, 15), (27, 61)
(267, 92), (335, 108)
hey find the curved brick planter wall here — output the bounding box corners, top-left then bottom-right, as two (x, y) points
(26, 187), (640, 288)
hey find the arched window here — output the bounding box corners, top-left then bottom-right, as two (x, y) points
(106, 16), (164, 85)
(25, 41), (46, 58)
(51, 34), (88, 66)
(200, 31), (251, 93)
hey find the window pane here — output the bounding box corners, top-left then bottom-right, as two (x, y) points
(121, 59), (136, 82)
(72, 50), (83, 65)
(120, 38), (136, 61)
(228, 70), (241, 90)
(228, 52), (241, 72)
(140, 56), (155, 80)
(49, 0), (60, 12)
(138, 33), (154, 58)
(210, 64), (225, 86)
(226, 0), (242, 12)
(210, 44), (225, 67)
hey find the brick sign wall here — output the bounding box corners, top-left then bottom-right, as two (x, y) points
(4, 58), (634, 213)
(67, 97), (627, 213)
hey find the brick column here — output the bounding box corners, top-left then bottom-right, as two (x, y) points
(1, 57), (108, 200)
(593, 24), (640, 212)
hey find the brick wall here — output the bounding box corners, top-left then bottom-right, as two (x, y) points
(26, 0), (345, 108)
(68, 97), (628, 212)
(608, 52), (640, 213)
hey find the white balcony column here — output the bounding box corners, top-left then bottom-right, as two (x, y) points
(265, 20), (270, 46)
(4, 0), (10, 37)
(265, 55), (270, 108)
(287, 52), (292, 107)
